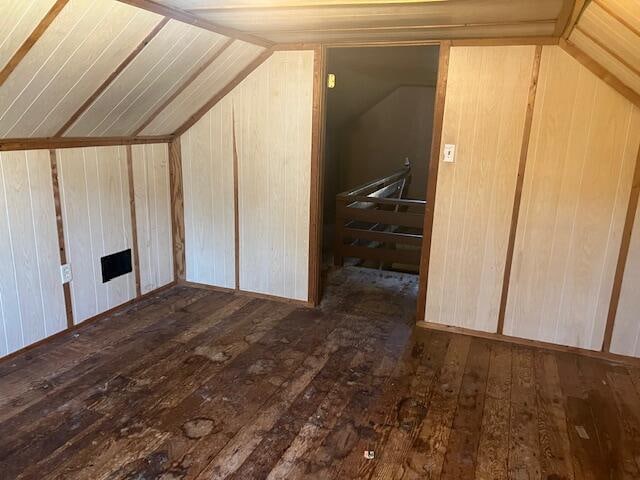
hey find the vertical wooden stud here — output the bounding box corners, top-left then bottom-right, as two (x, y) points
(49, 149), (74, 328)
(416, 40), (451, 322)
(169, 138), (185, 281)
(497, 45), (543, 334)
(126, 145), (142, 297)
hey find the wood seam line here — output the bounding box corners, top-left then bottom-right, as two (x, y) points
(55, 17), (170, 137)
(0, 136), (174, 152)
(558, 38), (640, 109)
(0, 0), (70, 88)
(114, 0), (273, 48)
(168, 139), (185, 281)
(49, 148), (74, 329)
(574, 24), (640, 77)
(591, 0), (640, 38)
(308, 45), (325, 306)
(132, 38), (235, 136)
(497, 45), (543, 335)
(126, 145), (142, 298)
(562, 0), (592, 39)
(554, 0), (577, 36)
(173, 48), (275, 137)
(415, 40), (450, 322)
(232, 106), (240, 291)
(602, 142), (640, 352)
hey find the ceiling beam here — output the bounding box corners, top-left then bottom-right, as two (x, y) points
(561, 0), (591, 38)
(0, 0), (70, 88)
(115, 0), (273, 48)
(554, 0), (576, 36)
(0, 136), (175, 152)
(174, 48), (274, 137)
(56, 17), (171, 137)
(132, 38), (235, 136)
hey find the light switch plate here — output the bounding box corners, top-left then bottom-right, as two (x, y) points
(443, 144), (456, 163)
(60, 264), (72, 284)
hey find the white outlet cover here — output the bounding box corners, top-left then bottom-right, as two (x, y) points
(443, 144), (456, 163)
(60, 264), (72, 284)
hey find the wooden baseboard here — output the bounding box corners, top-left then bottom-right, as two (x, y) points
(417, 320), (640, 367)
(179, 280), (314, 308)
(0, 281), (177, 364)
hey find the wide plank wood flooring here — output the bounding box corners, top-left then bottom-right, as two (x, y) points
(1, 266), (640, 479)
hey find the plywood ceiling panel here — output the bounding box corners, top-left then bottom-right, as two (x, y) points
(0, 0), (58, 72)
(152, 0), (564, 42)
(569, 0), (640, 96)
(65, 20), (229, 137)
(0, 0), (163, 138)
(141, 41), (264, 135)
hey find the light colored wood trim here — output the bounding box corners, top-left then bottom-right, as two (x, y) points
(562, 0), (591, 38)
(603, 144), (640, 352)
(126, 145), (142, 297)
(0, 136), (174, 152)
(555, 0), (576, 36)
(132, 38), (235, 136)
(559, 38), (640, 108)
(114, 0), (273, 48)
(273, 43), (324, 51)
(308, 45), (326, 306)
(0, 0), (70, 88)
(168, 139), (185, 281)
(592, 0), (640, 38)
(418, 320), (640, 368)
(0, 281), (177, 365)
(173, 48), (274, 137)
(324, 36), (557, 49)
(180, 280), (314, 308)
(574, 25), (640, 78)
(57, 18), (170, 137)
(497, 45), (543, 335)
(450, 36), (558, 46)
(416, 40), (450, 322)
(232, 108), (240, 291)
(49, 149), (74, 329)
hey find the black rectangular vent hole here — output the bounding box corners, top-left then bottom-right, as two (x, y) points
(101, 249), (132, 283)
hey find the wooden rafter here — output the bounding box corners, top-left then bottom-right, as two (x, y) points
(0, 0), (70, 88)
(132, 38), (236, 136)
(561, 0), (591, 38)
(0, 136), (174, 152)
(174, 48), (274, 137)
(56, 17), (171, 137)
(554, 0), (576, 36)
(115, 0), (273, 48)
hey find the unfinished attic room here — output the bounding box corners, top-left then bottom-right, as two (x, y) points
(2, 1), (640, 479)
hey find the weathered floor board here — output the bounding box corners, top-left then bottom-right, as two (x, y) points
(0, 267), (638, 479)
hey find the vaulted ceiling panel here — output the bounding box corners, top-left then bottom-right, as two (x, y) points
(569, 0), (640, 96)
(153, 0), (564, 43)
(0, 0), (58, 71)
(0, 0), (163, 138)
(140, 40), (265, 135)
(65, 20), (229, 137)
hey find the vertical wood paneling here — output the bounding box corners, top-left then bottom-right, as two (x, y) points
(58, 145), (136, 324)
(425, 45), (536, 333)
(611, 201), (640, 357)
(131, 143), (174, 294)
(234, 50), (314, 301)
(504, 46), (640, 351)
(181, 96), (235, 288)
(0, 150), (66, 356)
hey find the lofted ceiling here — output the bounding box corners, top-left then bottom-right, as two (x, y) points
(0, 0), (638, 141)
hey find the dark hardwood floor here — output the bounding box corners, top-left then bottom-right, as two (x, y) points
(1, 267), (640, 479)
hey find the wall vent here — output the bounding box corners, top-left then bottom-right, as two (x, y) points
(101, 249), (132, 283)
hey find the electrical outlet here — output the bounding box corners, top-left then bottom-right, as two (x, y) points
(60, 264), (72, 284)
(443, 144), (456, 163)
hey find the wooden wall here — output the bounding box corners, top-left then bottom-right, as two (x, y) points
(234, 50), (314, 301)
(57, 145), (137, 323)
(179, 50), (314, 301)
(0, 150), (67, 356)
(425, 45), (536, 332)
(611, 203), (640, 357)
(180, 96), (236, 289)
(131, 144), (174, 294)
(503, 46), (640, 351)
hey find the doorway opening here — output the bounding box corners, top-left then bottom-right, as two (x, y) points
(319, 45), (440, 311)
